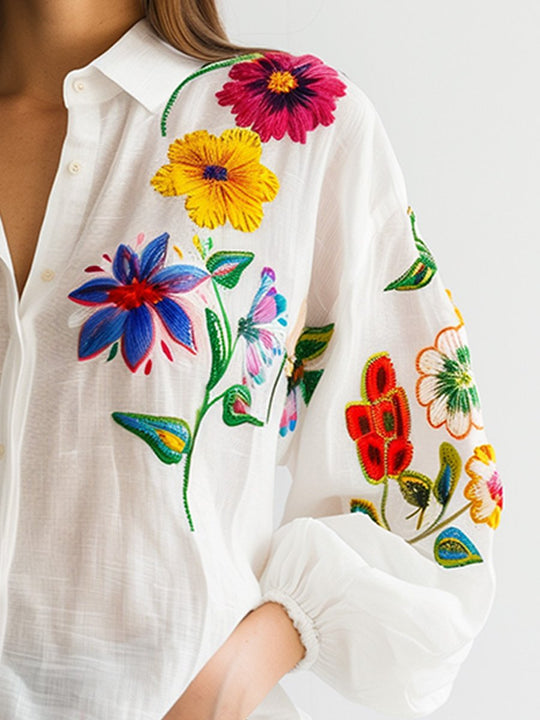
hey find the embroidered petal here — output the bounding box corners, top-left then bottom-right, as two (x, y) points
(121, 304), (154, 372)
(154, 297), (197, 353)
(152, 264), (210, 293)
(112, 244), (141, 284)
(139, 232), (170, 280)
(68, 277), (121, 306)
(78, 306), (128, 360)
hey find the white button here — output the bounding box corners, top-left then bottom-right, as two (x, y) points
(67, 160), (82, 174)
(72, 79), (86, 93)
(41, 268), (55, 282)
(0, 444), (5, 459)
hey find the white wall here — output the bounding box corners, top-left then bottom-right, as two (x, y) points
(222, 2), (538, 718)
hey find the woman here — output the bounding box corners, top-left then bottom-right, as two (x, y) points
(0, 1), (502, 719)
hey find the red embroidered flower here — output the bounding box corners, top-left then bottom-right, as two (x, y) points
(345, 353), (413, 483)
(216, 52), (347, 143)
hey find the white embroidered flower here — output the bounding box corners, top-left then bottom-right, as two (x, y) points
(415, 325), (483, 439)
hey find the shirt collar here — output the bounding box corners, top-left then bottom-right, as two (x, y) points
(71, 17), (204, 113)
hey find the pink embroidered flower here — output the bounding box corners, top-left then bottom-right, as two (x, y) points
(216, 52), (347, 143)
(464, 444), (503, 529)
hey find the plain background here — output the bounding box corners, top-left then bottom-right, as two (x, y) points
(221, 2), (537, 719)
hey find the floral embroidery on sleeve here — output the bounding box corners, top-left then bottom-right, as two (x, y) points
(150, 128), (279, 232)
(68, 232), (211, 373)
(345, 352), (503, 569)
(215, 52), (347, 143)
(415, 321), (483, 440)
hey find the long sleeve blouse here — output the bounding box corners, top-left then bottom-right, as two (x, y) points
(0, 16), (502, 720)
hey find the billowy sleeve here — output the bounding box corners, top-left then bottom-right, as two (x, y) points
(254, 79), (502, 717)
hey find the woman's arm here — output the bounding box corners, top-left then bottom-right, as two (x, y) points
(161, 602), (305, 720)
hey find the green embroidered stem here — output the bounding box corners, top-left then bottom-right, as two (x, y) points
(160, 53), (264, 136)
(380, 478), (392, 531)
(265, 353), (287, 423)
(408, 501), (473, 545)
(213, 281), (232, 355)
(180, 323), (240, 531)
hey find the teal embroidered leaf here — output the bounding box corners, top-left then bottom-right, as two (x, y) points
(222, 385), (264, 427)
(300, 368), (324, 405)
(295, 324), (335, 363)
(433, 442), (462, 507)
(384, 208), (438, 292)
(206, 251), (254, 289)
(111, 412), (191, 465)
(350, 498), (383, 526)
(205, 308), (227, 390)
(107, 342), (119, 362)
(434, 527), (483, 568)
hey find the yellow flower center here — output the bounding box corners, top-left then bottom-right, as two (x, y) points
(267, 71), (298, 94)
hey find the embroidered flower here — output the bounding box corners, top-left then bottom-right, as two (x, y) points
(279, 323), (335, 437)
(416, 325), (483, 439)
(150, 128), (279, 232)
(237, 266), (288, 386)
(216, 52), (347, 143)
(464, 444), (503, 529)
(68, 233), (210, 372)
(345, 353), (413, 483)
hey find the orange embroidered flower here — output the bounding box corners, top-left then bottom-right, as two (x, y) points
(150, 128), (279, 232)
(464, 444), (503, 529)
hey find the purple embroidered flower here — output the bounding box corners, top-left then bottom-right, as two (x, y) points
(237, 266), (288, 386)
(68, 232), (210, 372)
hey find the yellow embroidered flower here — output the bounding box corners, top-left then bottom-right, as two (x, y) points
(150, 128), (279, 232)
(464, 444), (503, 529)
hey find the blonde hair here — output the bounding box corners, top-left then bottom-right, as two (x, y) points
(141, 0), (275, 61)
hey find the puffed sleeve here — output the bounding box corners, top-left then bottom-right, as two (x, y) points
(253, 77), (502, 718)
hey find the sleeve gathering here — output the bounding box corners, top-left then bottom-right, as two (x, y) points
(253, 79), (501, 718)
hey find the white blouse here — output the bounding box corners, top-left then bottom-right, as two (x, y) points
(0, 17), (502, 720)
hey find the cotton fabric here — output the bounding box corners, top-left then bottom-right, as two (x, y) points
(0, 17), (500, 720)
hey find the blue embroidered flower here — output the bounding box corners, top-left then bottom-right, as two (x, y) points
(68, 232), (210, 372)
(237, 266), (288, 385)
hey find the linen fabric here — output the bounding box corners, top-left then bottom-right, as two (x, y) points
(0, 17), (501, 720)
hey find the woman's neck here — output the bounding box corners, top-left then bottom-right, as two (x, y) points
(0, 0), (145, 105)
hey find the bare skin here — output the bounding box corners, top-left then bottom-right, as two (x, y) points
(0, 1), (306, 717)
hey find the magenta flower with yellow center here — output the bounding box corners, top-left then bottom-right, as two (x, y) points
(150, 128), (279, 232)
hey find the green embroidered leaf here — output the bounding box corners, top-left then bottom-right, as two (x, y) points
(384, 259), (437, 292)
(433, 442), (462, 507)
(205, 308), (227, 390)
(398, 471), (432, 508)
(206, 251), (255, 289)
(112, 412), (191, 465)
(398, 471), (432, 529)
(294, 324), (335, 363)
(350, 498), (383, 526)
(434, 527), (483, 568)
(222, 385), (264, 427)
(384, 208), (438, 292)
(300, 368), (324, 405)
(107, 342), (119, 362)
